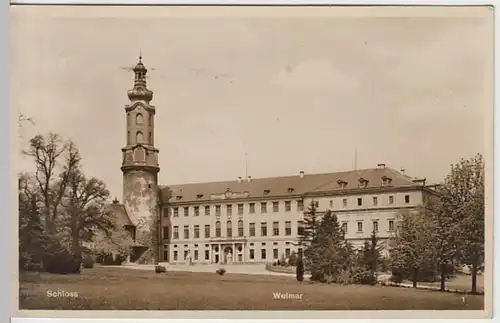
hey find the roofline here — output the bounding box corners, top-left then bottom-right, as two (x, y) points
(162, 184), (431, 206)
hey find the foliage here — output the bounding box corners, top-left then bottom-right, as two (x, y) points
(135, 209), (160, 264)
(389, 207), (437, 288)
(296, 252), (304, 282)
(42, 238), (81, 274)
(82, 256), (94, 269)
(155, 265), (166, 274)
(298, 200), (320, 246)
(288, 251), (298, 267)
(358, 229), (384, 285)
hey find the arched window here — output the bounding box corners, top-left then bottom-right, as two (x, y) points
(238, 220), (244, 237)
(227, 220), (232, 237)
(136, 113), (144, 125)
(215, 221), (221, 238)
(136, 131), (143, 143)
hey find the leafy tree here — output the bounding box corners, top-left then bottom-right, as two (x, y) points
(389, 207), (436, 288)
(440, 154), (485, 293)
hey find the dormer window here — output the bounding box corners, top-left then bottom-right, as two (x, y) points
(358, 177), (369, 188)
(382, 176), (393, 186)
(287, 188), (295, 193)
(337, 180), (348, 189)
(176, 195), (183, 200)
(264, 189), (271, 195)
(196, 194), (204, 199)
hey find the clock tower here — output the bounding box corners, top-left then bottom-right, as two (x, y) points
(121, 55), (160, 262)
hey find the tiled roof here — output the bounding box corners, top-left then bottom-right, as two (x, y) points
(160, 167), (423, 204)
(104, 202), (134, 227)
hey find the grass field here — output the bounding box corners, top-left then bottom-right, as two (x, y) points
(19, 266), (484, 310)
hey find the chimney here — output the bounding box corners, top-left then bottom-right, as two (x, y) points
(400, 168), (406, 174)
(112, 197), (119, 204)
(237, 176), (243, 183)
(299, 171), (305, 179)
(247, 176), (252, 183)
(377, 163), (386, 168)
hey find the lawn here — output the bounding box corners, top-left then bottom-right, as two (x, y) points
(402, 274), (484, 293)
(19, 266), (484, 310)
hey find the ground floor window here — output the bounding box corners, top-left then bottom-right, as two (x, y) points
(163, 250), (169, 262)
(173, 250), (178, 261)
(285, 248), (290, 258)
(261, 249), (266, 260)
(194, 250), (199, 260)
(250, 249), (254, 259)
(273, 248), (278, 259)
(205, 250), (209, 260)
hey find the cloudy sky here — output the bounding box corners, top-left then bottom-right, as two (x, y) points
(11, 6), (493, 200)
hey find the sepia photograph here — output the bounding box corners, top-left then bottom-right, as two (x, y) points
(11, 4), (493, 317)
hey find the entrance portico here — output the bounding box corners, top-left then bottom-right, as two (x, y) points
(209, 237), (247, 264)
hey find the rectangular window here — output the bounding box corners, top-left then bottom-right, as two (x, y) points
(216, 205), (221, 216)
(173, 226), (179, 239)
(226, 204), (232, 216)
(405, 195), (410, 204)
(273, 221), (279, 236)
(329, 200), (333, 208)
(357, 198), (363, 206)
(163, 226), (169, 240)
(389, 196), (394, 204)
(342, 222), (347, 233)
(194, 206), (200, 216)
(204, 225), (210, 238)
(227, 223), (232, 237)
(164, 208), (170, 218)
(297, 221), (304, 236)
(205, 205), (210, 216)
(238, 223), (244, 237)
(249, 223), (256, 237)
(373, 221), (379, 232)
(173, 207), (179, 217)
(173, 250), (178, 261)
(357, 222), (363, 233)
(184, 250), (188, 260)
(261, 222), (268, 236)
(238, 204), (244, 215)
(342, 199), (347, 208)
(205, 250), (209, 260)
(216, 225), (221, 237)
(249, 203), (255, 214)
(261, 249), (266, 260)
(250, 249), (255, 260)
(389, 220), (395, 231)
(285, 201), (291, 212)
(261, 202), (267, 213)
(194, 225), (200, 238)
(184, 207), (189, 217)
(273, 202), (279, 212)
(285, 248), (290, 258)
(184, 225), (189, 239)
(285, 221), (291, 236)
(297, 200), (304, 211)
(194, 250), (199, 261)
(273, 248), (279, 259)
(373, 197), (378, 206)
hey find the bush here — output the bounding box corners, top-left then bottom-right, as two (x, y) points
(216, 268), (226, 276)
(42, 240), (81, 274)
(288, 252), (298, 267)
(296, 258), (304, 282)
(100, 252), (126, 266)
(155, 265), (166, 274)
(82, 256), (94, 269)
(389, 274), (403, 284)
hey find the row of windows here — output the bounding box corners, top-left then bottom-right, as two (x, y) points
(168, 195), (412, 218)
(171, 247), (297, 261)
(165, 219), (396, 240)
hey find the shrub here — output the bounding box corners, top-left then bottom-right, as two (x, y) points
(82, 256), (94, 269)
(389, 274), (403, 284)
(42, 240), (81, 274)
(296, 258), (304, 282)
(216, 268), (226, 276)
(288, 251), (298, 267)
(155, 265), (166, 274)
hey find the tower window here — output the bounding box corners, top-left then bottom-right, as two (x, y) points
(148, 132), (152, 145)
(136, 131), (144, 143)
(136, 113), (144, 125)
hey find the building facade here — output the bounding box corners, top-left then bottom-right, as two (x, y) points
(116, 58), (438, 265)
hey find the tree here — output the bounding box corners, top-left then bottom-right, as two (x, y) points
(440, 154), (485, 294)
(298, 200), (320, 246)
(389, 207), (436, 288)
(360, 229), (384, 284)
(313, 211), (347, 283)
(296, 250), (304, 282)
(58, 167), (113, 268)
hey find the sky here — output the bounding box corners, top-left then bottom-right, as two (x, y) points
(11, 6), (493, 201)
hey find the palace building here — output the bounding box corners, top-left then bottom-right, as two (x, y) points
(112, 57), (439, 265)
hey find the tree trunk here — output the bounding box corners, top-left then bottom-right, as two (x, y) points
(439, 263), (446, 291)
(412, 268), (418, 288)
(471, 262), (478, 294)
